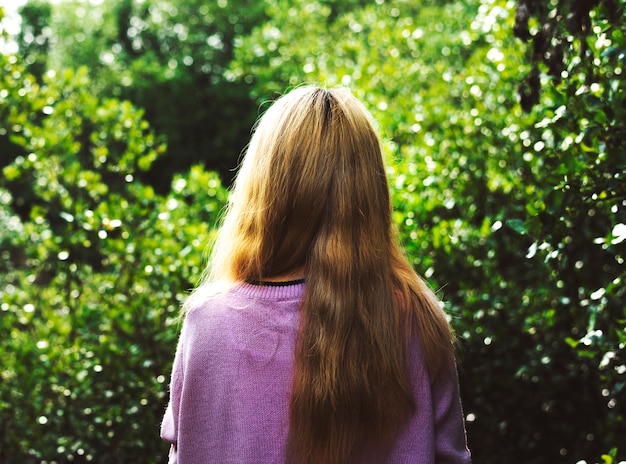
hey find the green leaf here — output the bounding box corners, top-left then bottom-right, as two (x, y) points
(507, 219), (528, 235)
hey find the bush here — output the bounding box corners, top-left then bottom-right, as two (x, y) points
(0, 53), (227, 462)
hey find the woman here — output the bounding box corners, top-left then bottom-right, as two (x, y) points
(161, 85), (471, 463)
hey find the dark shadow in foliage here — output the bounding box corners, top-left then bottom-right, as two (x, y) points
(129, 76), (258, 192)
(17, 0), (52, 81)
(110, 0), (266, 191)
(513, 0), (612, 112)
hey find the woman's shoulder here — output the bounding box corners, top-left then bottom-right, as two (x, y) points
(184, 282), (244, 321)
(176, 284), (250, 357)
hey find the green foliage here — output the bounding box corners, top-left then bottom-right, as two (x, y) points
(36, 0), (268, 189)
(509, 0), (626, 454)
(2, 0), (625, 463)
(16, 0), (52, 80)
(0, 47), (227, 462)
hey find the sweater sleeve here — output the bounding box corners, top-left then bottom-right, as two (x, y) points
(160, 321), (186, 462)
(431, 355), (471, 463)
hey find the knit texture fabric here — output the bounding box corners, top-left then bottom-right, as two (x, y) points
(161, 282), (471, 463)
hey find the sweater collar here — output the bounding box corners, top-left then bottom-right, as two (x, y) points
(233, 280), (305, 300)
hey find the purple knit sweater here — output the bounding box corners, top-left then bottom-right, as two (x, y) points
(161, 281), (471, 463)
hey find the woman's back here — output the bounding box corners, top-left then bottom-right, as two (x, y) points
(161, 282), (470, 463)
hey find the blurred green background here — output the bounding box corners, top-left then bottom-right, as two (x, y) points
(0, 0), (624, 462)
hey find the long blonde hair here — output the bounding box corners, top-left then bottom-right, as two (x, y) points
(188, 85), (454, 463)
